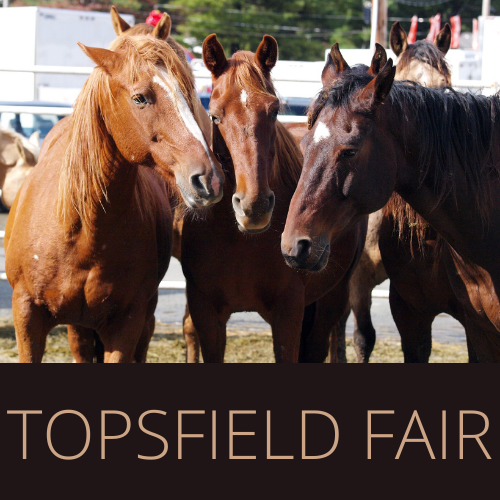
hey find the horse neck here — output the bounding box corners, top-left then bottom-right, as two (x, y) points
(385, 101), (500, 265)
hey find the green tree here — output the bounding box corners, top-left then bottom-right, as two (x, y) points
(163, 0), (371, 60)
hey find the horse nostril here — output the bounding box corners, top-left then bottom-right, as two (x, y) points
(293, 238), (312, 263)
(268, 192), (275, 212)
(232, 194), (245, 217)
(190, 174), (210, 196)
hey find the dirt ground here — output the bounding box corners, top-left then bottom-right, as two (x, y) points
(0, 319), (469, 363)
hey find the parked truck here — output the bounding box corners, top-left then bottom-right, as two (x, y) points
(0, 6), (134, 104)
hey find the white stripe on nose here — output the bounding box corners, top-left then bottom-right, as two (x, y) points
(153, 69), (215, 169)
(241, 89), (248, 106)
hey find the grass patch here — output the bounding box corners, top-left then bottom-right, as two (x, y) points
(0, 320), (468, 363)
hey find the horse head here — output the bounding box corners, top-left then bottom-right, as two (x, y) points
(77, 35), (224, 210)
(203, 34), (280, 233)
(390, 21), (451, 87)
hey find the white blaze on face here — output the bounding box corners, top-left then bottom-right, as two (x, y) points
(241, 89), (248, 106)
(153, 69), (216, 175)
(313, 121), (330, 144)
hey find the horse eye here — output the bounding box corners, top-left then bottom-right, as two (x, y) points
(339, 149), (358, 159)
(210, 114), (220, 125)
(270, 109), (279, 121)
(132, 94), (148, 106)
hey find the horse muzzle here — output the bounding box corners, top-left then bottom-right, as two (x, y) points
(232, 189), (275, 233)
(185, 171), (224, 208)
(281, 235), (330, 272)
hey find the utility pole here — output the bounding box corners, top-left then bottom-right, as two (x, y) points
(370, 0), (388, 51)
(482, 0), (491, 17)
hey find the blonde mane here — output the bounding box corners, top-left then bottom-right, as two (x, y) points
(57, 35), (201, 230)
(108, 23), (196, 84)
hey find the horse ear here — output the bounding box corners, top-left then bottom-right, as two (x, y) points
(435, 23), (451, 55)
(368, 43), (388, 76)
(390, 21), (408, 57)
(29, 131), (40, 149)
(78, 43), (121, 74)
(110, 6), (130, 36)
(322, 43), (350, 85)
(15, 138), (37, 166)
(203, 34), (228, 78)
(255, 35), (278, 74)
(152, 13), (171, 41)
(354, 59), (396, 112)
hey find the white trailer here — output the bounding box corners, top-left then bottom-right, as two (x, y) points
(0, 6), (134, 104)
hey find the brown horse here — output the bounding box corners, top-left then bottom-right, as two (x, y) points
(178, 34), (366, 363)
(349, 24), (464, 362)
(379, 195), (478, 362)
(5, 34), (223, 362)
(283, 42), (388, 362)
(0, 128), (39, 209)
(281, 59), (500, 362)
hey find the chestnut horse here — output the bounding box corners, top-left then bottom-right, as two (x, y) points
(281, 60), (500, 362)
(5, 34), (223, 362)
(39, 9), (216, 362)
(178, 34), (366, 363)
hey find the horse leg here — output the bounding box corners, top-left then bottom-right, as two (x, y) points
(67, 325), (99, 363)
(133, 315), (155, 363)
(187, 286), (229, 363)
(271, 294), (304, 363)
(183, 303), (200, 363)
(466, 332), (479, 363)
(99, 304), (148, 363)
(389, 283), (433, 362)
(12, 288), (55, 363)
(299, 281), (350, 363)
(330, 308), (350, 363)
(350, 282), (377, 363)
(134, 293), (159, 363)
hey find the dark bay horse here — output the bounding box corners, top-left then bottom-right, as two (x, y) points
(281, 60), (500, 362)
(283, 42), (389, 362)
(5, 35), (223, 362)
(178, 34), (366, 363)
(346, 24), (475, 362)
(307, 28), (457, 362)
